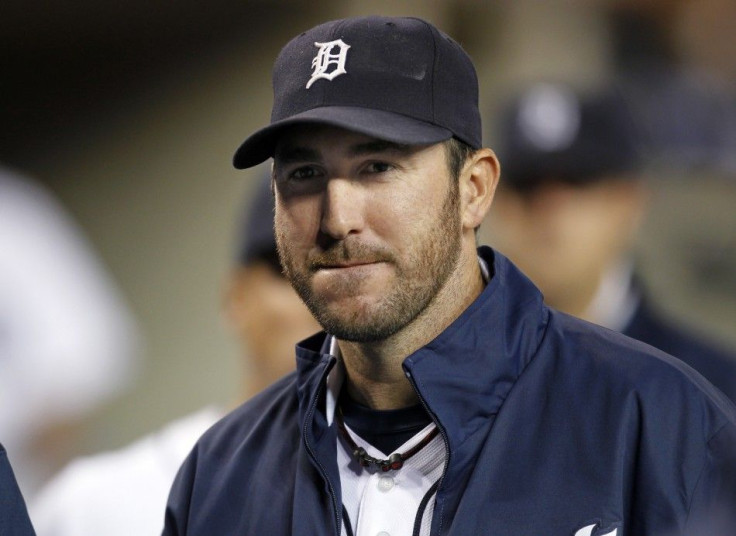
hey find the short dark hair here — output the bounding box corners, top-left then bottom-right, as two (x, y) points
(445, 137), (475, 181)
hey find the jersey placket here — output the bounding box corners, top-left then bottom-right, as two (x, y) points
(338, 422), (445, 536)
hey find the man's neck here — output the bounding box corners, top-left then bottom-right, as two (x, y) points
(337, 340), (420, 409)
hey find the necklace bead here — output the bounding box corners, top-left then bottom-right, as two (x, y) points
(337, 409), (438, 472)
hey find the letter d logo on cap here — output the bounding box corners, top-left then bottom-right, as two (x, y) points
(306, 39), (351, 89)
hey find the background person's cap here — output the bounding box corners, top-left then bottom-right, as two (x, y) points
(233, 16), (482, 169)
(493, 83), (643, 192)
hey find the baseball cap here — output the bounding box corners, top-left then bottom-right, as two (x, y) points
(233, 15), (481, 169)
(235, 170), (279, 273)
(494, 83), (643, 191)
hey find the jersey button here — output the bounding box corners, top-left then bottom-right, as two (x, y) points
(377, 475), (395, 492)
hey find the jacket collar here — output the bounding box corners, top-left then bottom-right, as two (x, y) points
(294, 246), (549, 452)
(401, 246), (548, 451)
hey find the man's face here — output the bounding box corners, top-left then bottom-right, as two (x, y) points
(272, 125), (462, 342)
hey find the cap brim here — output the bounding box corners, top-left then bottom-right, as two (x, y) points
(233, 106), (453, 169)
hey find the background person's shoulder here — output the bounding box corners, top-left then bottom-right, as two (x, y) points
(550, 309), (736, 421)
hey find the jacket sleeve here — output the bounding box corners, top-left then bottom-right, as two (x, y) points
(162, 447), (199, 536)
(684, 423), (736, 536)
(0, 444), (36, 536)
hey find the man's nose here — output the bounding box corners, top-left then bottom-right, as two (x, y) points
(319, 178), (363, 240)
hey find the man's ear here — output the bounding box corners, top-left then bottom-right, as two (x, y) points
(460, 148), (500, 230)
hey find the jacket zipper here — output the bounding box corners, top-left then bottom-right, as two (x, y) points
(404, 367), (451, 536)
(303, 357), (343, 536)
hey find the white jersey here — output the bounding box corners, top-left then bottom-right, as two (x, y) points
(30, 407), (221, 536)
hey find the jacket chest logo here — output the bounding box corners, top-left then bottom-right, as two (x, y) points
(575, 522), (618, 536)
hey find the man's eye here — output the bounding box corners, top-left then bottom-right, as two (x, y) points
(366, 162), (392, 174)
(289, 167), (319, 181)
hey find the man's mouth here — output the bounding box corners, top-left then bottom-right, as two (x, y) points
(308, 243), (393, 272)
(315, 260), (383, 271)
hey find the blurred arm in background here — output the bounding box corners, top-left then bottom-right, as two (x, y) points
(0, 166), (141, 498)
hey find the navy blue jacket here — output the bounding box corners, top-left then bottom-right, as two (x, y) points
(164, 248), (736, 535)
(623, 293), (736, 403)
(0, 444), (36, 536)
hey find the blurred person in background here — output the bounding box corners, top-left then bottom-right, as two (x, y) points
(1, 443), (35, 535)
(0, 166), (140, 498)
(483, 82), (736, 402)
(29, 173), (319, 535)
(607, 1), (736, 174)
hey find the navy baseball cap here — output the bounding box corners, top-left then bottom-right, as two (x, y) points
(494, 83), (643, 191)
(233, 16), (482, 169)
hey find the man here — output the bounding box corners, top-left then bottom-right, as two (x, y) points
(163, 16), (736, 536)
(0, 444), (35, 535)
(29, 175), (319, 535)
(484, 82), (736, 402)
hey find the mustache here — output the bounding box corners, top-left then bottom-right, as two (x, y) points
(307, 241), (394, 270)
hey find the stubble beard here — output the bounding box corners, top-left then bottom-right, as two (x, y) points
(276, 183), (463, 343)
